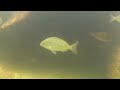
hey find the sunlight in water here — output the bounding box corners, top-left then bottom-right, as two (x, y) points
(108, 47), (120, 79)
(0, 64), (31, 79)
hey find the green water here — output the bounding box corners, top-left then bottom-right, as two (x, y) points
(0, 11), (119, 79)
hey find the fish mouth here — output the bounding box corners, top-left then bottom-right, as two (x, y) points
(40, 43), (42, 46)
(40, 43), (43, 47)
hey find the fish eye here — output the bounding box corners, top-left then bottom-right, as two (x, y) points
(41, 42), (45, 45)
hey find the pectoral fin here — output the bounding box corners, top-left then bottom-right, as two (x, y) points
(51, 51), (57, 54)
(62, 49), (68, 52)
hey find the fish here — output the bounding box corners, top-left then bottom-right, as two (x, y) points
(40, 37), (79, 55)
(0, 11), (29, 30)
(110, 14), (120, 22)
(90, 32), (111, 42)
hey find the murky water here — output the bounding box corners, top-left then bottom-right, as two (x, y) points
(0, 11), (119, 79)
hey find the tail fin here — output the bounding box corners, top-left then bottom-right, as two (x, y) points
(70, 41), (79, 55)
(110, 15), (116, 22)
(89, 32), (94, 37)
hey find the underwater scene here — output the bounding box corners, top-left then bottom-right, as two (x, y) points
(0, 11), (120, 79)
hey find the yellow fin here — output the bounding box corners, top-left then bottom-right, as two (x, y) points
(110, 15), (116, 22)
(70, 41), (79, 55)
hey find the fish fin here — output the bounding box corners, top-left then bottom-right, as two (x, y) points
(62, 49), (68, 52)
(70, 41), (79, 55)
(89, 32), (94, 37)
(51, 51), (57, 54)
(110, 15), (116, 22)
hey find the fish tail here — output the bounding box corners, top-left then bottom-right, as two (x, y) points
(110, 15), (116, 22)
(70, 41), (79, 55)
(89, 32), (94, 37)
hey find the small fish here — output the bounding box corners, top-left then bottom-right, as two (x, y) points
(40, 37), (79, 55)
(110, 14), (120, 22)
(90, 32), (111, 42)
